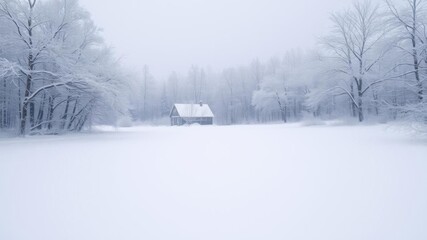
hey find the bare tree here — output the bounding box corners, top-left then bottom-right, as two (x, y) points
(322, 1), (389, 122)
(386, 0), (426, 102)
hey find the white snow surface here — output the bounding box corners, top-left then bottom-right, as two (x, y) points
(173, 104), (214, 117)
(0, 124), (426, 240)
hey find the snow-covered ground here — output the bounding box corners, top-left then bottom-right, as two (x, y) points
(0, 124), (426, 240)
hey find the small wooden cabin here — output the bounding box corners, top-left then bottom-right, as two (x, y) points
(170, 102), (214, 126)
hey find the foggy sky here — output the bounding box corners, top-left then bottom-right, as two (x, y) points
(79, 0), (354, 79)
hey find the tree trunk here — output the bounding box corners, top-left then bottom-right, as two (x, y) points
(60, 96), (71, 130)
(350, 82), (357, 117)
(410, 1), (423, 102)
(20, 75), (32, 135)
(29, 101), (35, 128)
(20, 64), (34, 135)
(67, 99), (79, 130)
(0, 78), (5, 129)
(47, 96), (54, 130)
(35, 93), (46, 130)
(357, 80), (364, 122)
(276, 92), (287, 123)
(19, 1), (36, 135)
(373, 91), (379, 116)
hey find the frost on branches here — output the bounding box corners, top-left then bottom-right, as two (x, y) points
(0, 0), (129, 135)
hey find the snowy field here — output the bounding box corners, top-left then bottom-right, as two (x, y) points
(1, 124), (427, 240)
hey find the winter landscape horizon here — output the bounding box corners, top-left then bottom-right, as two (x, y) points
(1, 0), (427, 239)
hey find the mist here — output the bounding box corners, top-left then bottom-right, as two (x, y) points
(79, 0), (354, 78)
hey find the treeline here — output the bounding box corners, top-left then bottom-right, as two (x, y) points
(1, 0), (425, 135)
(132, 0), (426, 131)
(0, 0), (128, 135)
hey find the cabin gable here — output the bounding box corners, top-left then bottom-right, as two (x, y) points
(170, 106), (180, 117)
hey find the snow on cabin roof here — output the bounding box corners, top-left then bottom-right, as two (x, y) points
(173, 104), (214, 118)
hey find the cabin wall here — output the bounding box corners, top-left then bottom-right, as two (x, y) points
(171, 117), (213, 126)
(171, 117), (183, 126)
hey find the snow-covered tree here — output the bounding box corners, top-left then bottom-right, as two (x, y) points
(319, 1), (391, 122)
(0, 0), (130, 135)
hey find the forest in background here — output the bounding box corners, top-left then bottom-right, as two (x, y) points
(1, 0), (426, 135)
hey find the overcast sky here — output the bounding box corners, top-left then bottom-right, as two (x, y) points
(79, 0), (355, 79)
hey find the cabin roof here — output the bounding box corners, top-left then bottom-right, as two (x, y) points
(171, 104), (214, 118)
